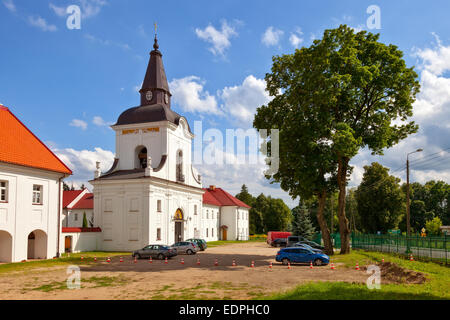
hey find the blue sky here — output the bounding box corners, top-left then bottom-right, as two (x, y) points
(1, 0), (450, 207)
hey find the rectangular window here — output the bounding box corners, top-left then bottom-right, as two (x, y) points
(206, 210), (209, 219)
(212, 228), (214, 237)
(157, 200), (162, 212)
(157, 228), (161, 240)
(194, 205), (197, 215)
(32, 185), (43, 204)
(0, 181), (7, 202)
(206, 228), (209, 237)
(74, 213), (78, 221)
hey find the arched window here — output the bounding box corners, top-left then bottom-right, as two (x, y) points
(137, 147), (148, 169)
(176, 150), (184, 182)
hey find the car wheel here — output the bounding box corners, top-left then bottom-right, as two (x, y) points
(282, 258), (290, 265)
(136, 253), (141, 259)
(158, 253), (164, 260)
(314, 259), (323, 266)
(276, 243), (281, 247)
(186, 249), (193, 255)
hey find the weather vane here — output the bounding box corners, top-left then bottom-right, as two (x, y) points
(154, 22), (158, 36)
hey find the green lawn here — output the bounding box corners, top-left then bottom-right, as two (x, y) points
(0, 251), (129, 274)
(263, 250), (450, 300)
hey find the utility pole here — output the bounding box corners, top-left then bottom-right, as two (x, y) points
(406, 148), (423, 252)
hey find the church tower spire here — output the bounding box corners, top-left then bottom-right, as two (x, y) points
(139, 31), (171, 107)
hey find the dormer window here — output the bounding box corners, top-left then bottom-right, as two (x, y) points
(138, 147), (148, 169)
(176, 150), (184, 182)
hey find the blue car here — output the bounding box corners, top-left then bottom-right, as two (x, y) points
(275, 247), (329, 266)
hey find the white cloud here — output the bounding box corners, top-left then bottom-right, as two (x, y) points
(92, 116), (112, 127)
(261, 26), (284, 47)
(195, 20), (238, 56)
(289, 27), (304, 48)
(169, 76), (221, 115)
(49, 3), (66, 17)
(28, 16), (57, 32)
(2, 0), (15, 12)
(53, 147), (114, 187)
(220, 75), (271, 125)
(70, 119), (88, 130)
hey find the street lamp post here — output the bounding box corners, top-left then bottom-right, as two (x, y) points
(406, 148), (423, 253)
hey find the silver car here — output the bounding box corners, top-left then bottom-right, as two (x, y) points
(171, 241), (199, 255)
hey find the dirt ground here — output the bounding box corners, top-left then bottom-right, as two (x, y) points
(0, 242), (371, 300)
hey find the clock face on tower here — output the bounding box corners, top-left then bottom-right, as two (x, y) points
(164, 93), (169, 104)
(146, 91), (153, 101)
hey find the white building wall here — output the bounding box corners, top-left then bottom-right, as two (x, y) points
(0, 163), (64, 262)
(59, 231), (100, 253)
(202, 204), (220, 241)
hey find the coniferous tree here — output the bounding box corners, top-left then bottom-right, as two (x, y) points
(291, 205), (316, 240)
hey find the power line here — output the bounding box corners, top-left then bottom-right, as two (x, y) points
(409, 147), (450, 165)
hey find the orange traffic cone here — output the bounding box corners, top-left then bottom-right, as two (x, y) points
(232, 259), (236, 267)
(410, 254), (414, 261)
(120, 257), (123, 263)
(94, 257), (97, 262)
(287, 262), (291, 269)
(149, 257), (152, 263)
(269, 262), (273, 270)
(164, 257), (168, 264)
(107, 257), (111, 263)
(134, 257), (137, 264)
(310, 261), (313, 269)
(214, 258), (219, 266)
(181, 258), (185, 265)
(81, 256), (84, 260)
(355, 262), (360, 270)
(196, 258), (200, 265)
(330, 263), (335, 270)
(381, 258), (385, 263)
(251, 261), (255, 268)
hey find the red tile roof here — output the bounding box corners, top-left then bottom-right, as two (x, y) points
(63, 190), (84, 208)
(62, 227), (101, 233)
(71, 193), (93, 209)
(0, 105), (72, 174)
(202, 187), (251, 208)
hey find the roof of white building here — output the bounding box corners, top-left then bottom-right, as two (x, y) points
(203, 186), (251, 208)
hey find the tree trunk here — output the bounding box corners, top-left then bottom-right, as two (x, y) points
(316, 190), (334, 255)
(337, 156), (351, 254)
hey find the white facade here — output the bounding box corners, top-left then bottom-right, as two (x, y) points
(202, 204), (220, 241)
(0, 162), (64, 262)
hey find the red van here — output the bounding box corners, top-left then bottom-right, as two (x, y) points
(267, 231), (292, 245)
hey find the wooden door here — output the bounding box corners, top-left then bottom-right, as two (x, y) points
(65, 236), (72, 253)
(222, 228), (227, 241)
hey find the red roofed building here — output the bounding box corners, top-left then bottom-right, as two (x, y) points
(0, 105), (72, 263)
(202, 185), (250, 241)
(62, 189), (94, 229)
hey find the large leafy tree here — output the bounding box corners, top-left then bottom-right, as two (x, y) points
(235, 185), (264, 234)
(355, 162), (405, 233)
(255, 25), (419, 254)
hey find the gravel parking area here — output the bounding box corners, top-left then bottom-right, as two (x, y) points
(0, 242), (370, 300)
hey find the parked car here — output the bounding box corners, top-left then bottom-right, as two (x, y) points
(267, 231), (292, 245)
(271, 238), (287, 247)
(132, 244), (177, 260)
(185, 238), (207, 251)
(275, 247), (329, 266)
(296, 239), (325, 251)
(286, 235), (306, 247)
(171, 241), (200, 255)
(293, 242), (323, 253)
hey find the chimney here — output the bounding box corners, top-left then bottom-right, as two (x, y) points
(209, 185), (216, 191)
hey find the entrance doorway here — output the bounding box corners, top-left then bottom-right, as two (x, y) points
(0, 230), (12, 262)
(174, 209), (184, 242)
(222, 228), (227, 241)
(27, 230), (47, 260)
(65, 236), (72, 253)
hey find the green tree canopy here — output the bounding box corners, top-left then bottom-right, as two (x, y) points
(291, 205), (316, 240)
(355, 162), (405, 233)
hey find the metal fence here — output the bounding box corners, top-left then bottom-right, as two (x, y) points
(351, 233), (449, 265)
